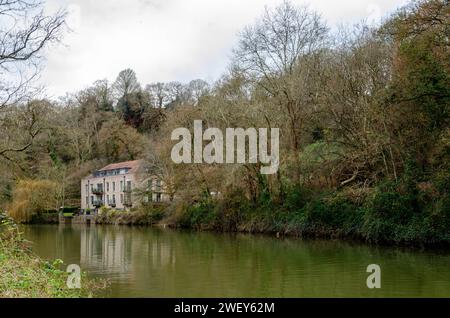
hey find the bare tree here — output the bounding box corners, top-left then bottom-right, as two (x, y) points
(112, 68), (141, 100)
(233, 1), (328, 153)
(234, 1), (327, 82)
(0, 0), (66, 163)
(0, 0), (66, 108)
(145, 82), (170, 108)
(187, 79), (210, 105)
(0, 100), (51, 167)
(92, 79), (114, 112)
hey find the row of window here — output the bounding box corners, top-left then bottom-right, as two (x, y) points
(85, 194), (126, 205)
(148, 193), (162, 202)
(85, 180), (132, 195)
(93, 168), (130, 178)
(85, 179), (163, 196)
(85, 192), (163, 206)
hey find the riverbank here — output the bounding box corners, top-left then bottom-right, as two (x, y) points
(89, 178), (450, 247)
(94, 205), (165, 225)
(0, 214), (105, 297)
(18, 170), (441, 248)
(169, 180), (449, 247)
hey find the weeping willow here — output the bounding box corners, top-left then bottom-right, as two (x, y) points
(7, 180), (58, 223)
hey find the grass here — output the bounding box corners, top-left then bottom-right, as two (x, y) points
(0, 214), (106, 298)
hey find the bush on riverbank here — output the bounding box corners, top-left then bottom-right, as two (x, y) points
(167, 176), (450, 246)
(0, 213), (105, 298)
(29, 211), (59, 224)
(95, 205), (165, 225)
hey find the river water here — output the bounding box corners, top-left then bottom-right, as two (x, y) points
(21, 224), (450, 297)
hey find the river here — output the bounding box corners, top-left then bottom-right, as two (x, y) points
(21, 224), (450, 297)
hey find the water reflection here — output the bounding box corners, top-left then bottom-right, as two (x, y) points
(22, 224), (450, 298)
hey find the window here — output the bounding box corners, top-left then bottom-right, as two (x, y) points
(106, 182), (109, 192)
(112, 182), (115, 192)
(85, 196), (88, 205)
(156, 193), (162, 202)
(120, 194), (123, 203)
(107, 195), (109, 204)
(120, 181), (123, 191)
(90, 184), (93, 192)
(112, 194), (116, 204)
(91, 196), (94, 204)
(127, 180), (132, 191)
(85, 185), (89, 195)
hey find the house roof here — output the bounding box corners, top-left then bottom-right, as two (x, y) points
(82, 159), (145, 180)
(98, 159), (143, 174)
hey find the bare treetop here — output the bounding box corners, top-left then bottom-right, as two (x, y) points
(113, 68), (141, 99)
(234, 1), (328, 81)
(0, 0), (66, 108)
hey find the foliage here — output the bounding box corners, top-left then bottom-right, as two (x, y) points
(8, 180), (58, 223)
(0, 213), (106, 297)
(95, 205), (166, 225)
(98, 117), (146, 161)
(176, 197), (217, 230)
(0, 0), (448, 246)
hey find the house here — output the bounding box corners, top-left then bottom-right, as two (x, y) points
(80, 160), (168, 211)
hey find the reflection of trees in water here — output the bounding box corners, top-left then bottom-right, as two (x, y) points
(75, 226), (450, 297)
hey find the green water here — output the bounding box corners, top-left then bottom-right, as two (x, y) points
(21, 224), (450, 297)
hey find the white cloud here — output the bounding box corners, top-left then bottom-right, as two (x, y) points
(40, 0), (408, 98)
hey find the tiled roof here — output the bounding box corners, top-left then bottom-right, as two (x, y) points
(98, 159), (142, 174)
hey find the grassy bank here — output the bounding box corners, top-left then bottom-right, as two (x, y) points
(0, 214), (105, 298)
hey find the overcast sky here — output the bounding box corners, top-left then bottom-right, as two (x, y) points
(41, 0), (409, 98)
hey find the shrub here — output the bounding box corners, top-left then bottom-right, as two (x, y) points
(426, 194), (450, 242)
(362, 181), (424, 243)
(95, 205), (166, 225)
(301, 194), (364, 237)
(177, 198), (216, 229)
(283, 185), (311, 211)
(213, 189), (248, 231)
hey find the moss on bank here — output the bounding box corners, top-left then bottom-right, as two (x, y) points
(0, 214), (106, 298)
